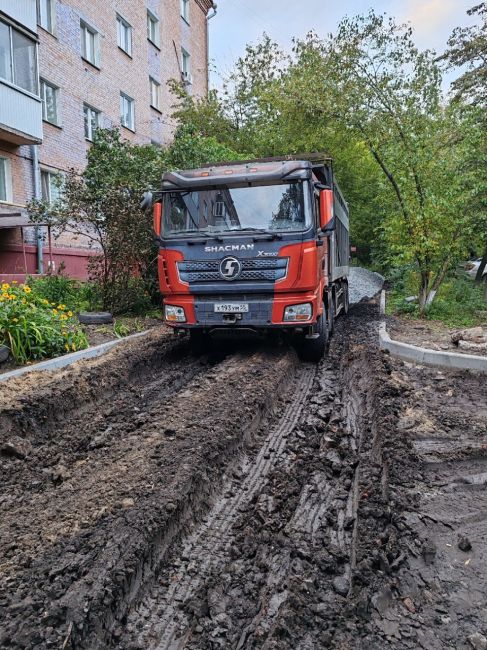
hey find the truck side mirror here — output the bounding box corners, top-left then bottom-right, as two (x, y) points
(153, 201), (163, 236)
(319, 189), (333, 230)
(140, 191), (153, 212)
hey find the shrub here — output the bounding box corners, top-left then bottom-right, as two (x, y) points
(0, 281), (88, 364)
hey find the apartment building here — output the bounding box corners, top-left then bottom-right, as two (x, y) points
(0, 0), (214, 280)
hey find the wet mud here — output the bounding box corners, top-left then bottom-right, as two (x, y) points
(1, 304), (486, 650)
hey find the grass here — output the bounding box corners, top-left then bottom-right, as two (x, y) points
(387, 273), (487, 329)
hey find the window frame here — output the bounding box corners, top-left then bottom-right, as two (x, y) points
(80, 20), (100, 68)
(149, 76), (161, 111)
(37, 0), (56, 35)
(147, 10), (160, 47)
(120, 92), (135, 131)
(40, 168), (62, 204)
(0, 19), (39, 96)
(83, 103), (100, 141)
(0, 157), (13, 203)
(181, 47), (191, 84)
(40, 78), (60, 126)
(116, 13), (132, 57)
(180, 0), (190, 24)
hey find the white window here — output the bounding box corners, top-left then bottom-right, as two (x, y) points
(81, 21), (100, 67)
(147, 10), (159, 46)
(116, 14), (132, 56)
(0, 157), (12, 203)
(149, 77), (160, 110)
(0, 20), (38, 94)
(180, 0), (190, 23)
(40, 79), (60, 125)
(120, 92), (134, 130)
(41, 169), (62, 204)
(181, 48), (191, 84)
(37, 0), (56, 34)
(83, 103), (100, 141)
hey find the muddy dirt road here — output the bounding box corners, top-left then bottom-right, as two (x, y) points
(1, 303), (486, 649)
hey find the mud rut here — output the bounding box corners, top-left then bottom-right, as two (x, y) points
(1, 303), (486, 650)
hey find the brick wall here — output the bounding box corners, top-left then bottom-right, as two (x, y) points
(0, 0), (211, 267)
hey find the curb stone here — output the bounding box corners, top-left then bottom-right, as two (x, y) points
(0, 330), (151, 384)
(379, 291), (487, 373)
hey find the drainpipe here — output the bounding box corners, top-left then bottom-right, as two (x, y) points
(206, 4), (217, 93)
(30, 144), (43, 274)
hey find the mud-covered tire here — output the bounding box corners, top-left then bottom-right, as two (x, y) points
(343, 282), (350, 314)
(78, 312), (113, 325)
(298, 311), (329, 362)
(0, 344), (9, 363)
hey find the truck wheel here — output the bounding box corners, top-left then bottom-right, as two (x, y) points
(328, 295), (335, 336)
(343, 283), (350, 314)
(298, 311), (329, 362)
(189, 329), (208, 355)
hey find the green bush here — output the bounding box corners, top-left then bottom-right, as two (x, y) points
(0, 281), (88, 364)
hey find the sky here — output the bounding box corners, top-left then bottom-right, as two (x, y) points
(208, 0), (475, 90)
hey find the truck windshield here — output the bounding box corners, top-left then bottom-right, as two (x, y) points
(162, 182), (310, 236)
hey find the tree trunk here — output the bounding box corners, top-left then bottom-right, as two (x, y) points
(475, 246), (487, 283)
(418, 271), (430, 317)
(424, 257), (452, 310)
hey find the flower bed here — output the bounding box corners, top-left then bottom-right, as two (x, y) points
(0, 281), (88, 364)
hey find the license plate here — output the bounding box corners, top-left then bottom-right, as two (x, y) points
(214, 303), (249, 313)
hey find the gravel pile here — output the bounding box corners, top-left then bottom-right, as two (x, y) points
(348, 266), (384, 304)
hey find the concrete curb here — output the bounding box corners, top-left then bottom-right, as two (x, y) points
(379, 290), (487, 373)
(0, 330), (150, 384)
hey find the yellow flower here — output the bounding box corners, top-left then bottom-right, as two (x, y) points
(12, 317), (18, 322)
(67, 310), (73, 317)
(65, 344), (70, 351)
(71, 343), (76, 351)
(11, 280), (17, 284)
(8, 294), (16, 300)
(52, 309), (58, 315)
(23, 285), (32, 294)
(57, 304), (66, 310)
(62, 330), (68, 336)
(1, 283), (9, 290)
(42, 299), (49, 305)
(60, 314), (68, 321)
(21, 298), (26, 304)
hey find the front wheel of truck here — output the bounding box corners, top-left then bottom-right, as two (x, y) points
(298, 310), (329, 362)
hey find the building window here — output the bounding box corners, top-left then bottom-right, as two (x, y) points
(0, 158), (12, 202)
(40, 79), (60, 125)
(116, 14), (132, 56)
(37, 0), (56, 34)
(83, 104), (100, 141)
(180, 0), (190, 23)
(81, 21), (100, 67)
(41, 169), (62, 204)
(149, 77), (160, 111)
(181, 48), (191, 84)
(120, 92), (134, 130)
(0, 20), (38, 94)
(147, 11), (159, 47)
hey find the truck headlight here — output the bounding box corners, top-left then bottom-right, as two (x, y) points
(283, 303), (313, 322)
(165, 305), (186, 323)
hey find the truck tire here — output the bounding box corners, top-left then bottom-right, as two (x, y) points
(78, 312), (113, 325)
(343, 282), (350, 314)
(298, 310), (329, 362)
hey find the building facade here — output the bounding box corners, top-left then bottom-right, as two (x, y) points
(0, 0), (213, 280)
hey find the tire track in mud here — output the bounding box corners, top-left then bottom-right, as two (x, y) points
(0, 332), (297, 650)
(119, 303), (404, 650)
(120, 364), (316, 649)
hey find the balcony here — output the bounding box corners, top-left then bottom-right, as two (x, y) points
(0, 80), (42, 144)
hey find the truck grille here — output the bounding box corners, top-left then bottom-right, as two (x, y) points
(177, 258), (288, 283)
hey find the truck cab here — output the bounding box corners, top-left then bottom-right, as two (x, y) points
(151, 155), (350, 361)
